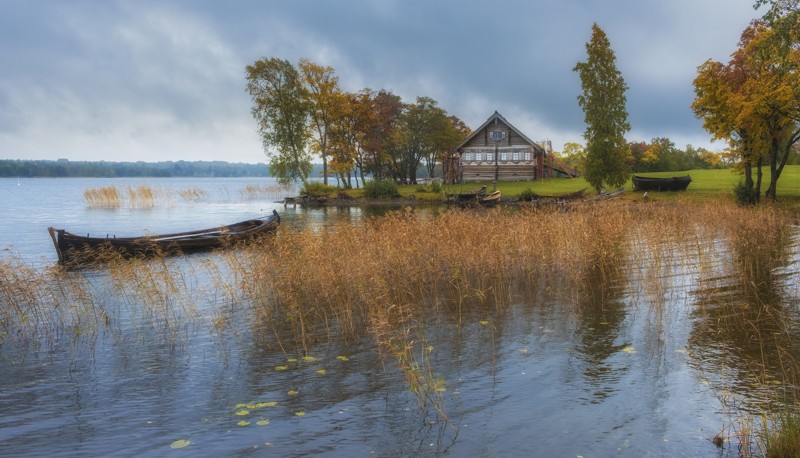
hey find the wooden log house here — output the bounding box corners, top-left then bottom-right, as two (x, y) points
(448, 111), (574, 183)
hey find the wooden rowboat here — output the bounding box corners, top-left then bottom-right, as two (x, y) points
(447, 185), (487, 203)
(48, 210), (280, 265)
(632, 175), (691, 192)
(479, 190), (502, 206)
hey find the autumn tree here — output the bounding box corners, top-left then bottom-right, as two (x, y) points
(693, 19), (800, 202)
(245, 58), (312, 184)
(360, 90), (403, 181)
(298, 59), (341, 186)
(573, 23), (631, 194)
(391, 97), (450, 184)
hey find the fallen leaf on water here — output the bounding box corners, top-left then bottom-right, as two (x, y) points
(287, 390), (299, 396)
(295, 411), (305, 416)
(170, 439), (191, 449)
(479, 321), (489, 326)
(622, 346), (636, 354)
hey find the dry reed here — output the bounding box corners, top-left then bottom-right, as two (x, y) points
(4, 199), (800, 441)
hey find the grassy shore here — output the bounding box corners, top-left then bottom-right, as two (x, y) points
(362, 166), (800, 208)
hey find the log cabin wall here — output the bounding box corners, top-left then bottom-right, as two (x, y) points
(456, 112), (550, 182)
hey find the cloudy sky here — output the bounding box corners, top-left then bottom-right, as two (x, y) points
(1, 0), (762, 163)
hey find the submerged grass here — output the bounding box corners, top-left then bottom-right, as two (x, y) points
(3, 199), (800, 449)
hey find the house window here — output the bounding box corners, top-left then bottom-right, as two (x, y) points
(464, 153), (472, 161)
(512, 152), (520, 161)
(475, 152), (483, 161)
(486, 152), (494, 161)
(500, 152), (508, 161)
(524, 152), (532, 161)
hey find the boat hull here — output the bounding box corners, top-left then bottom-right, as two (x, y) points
(632, 175), (691, 192)
(49, 210), (280, 265)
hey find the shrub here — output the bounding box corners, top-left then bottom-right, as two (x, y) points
(733, 181), (758, 206)
(363, 180), (400, 199)
(518, 187), (539, 201)
(301, 182), (336, 198)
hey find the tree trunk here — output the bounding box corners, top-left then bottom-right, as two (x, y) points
(755, 158), (763, 202)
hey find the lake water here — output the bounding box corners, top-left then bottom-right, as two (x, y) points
(1, 177), (799, 456)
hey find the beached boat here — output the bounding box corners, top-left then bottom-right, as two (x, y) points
(479, 190), (502, 206)
(523, 188), (586, 202)
(48, 210), (280, 265)
(447, 185), (487, 203)
(632, 175), (691, 192)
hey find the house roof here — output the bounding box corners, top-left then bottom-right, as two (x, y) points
(454, 111), (546, 153)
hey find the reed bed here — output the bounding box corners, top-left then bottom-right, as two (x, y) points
(3, 200), (800, 447)
(83, 186), (122, 208)
(238, 183), (294, 200)
(178, 187), (208, 201)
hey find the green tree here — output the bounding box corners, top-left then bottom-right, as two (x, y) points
(556, 142), (586, 174)
(245, 58), (312, 184)
(573, 24), (631, 194)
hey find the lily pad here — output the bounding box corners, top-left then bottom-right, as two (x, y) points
(479, 321), (489, 326)
(315, 369), (327, 375)
(287, 390), (299, 396)
(295, 411), (306, 416)
(170, 439), (191, 449)
(302, 356), (319, 362)
(622, 346), (636, 354)
(237, 420), (251, 427)
(287, 358), (298, 363)
(253, 401), (278, 408)
(256, 419), (271, 426)
(336, 355), (350, 361)
(275, 365), (289, 371)
(235, 409), (249, 416)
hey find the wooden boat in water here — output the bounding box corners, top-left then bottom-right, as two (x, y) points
(48, 210), (280, 265)
(632, 175), (691, 192)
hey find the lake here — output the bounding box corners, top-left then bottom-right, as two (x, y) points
(1, 177), (798, 456)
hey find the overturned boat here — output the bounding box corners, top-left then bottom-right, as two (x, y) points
(632, 175), (691, 192)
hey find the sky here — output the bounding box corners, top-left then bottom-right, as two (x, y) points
(0, 0), (763, 163)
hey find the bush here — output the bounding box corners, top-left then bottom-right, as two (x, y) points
(301, 182), (336, 198)
(733, 181), (758, 206)
(518, 187), (539, 201)
(363, 180), (400, 199)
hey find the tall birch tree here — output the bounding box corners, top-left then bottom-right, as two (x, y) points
(573, 23), (631, 194)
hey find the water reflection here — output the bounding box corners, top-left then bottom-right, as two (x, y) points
(570, 255), (630, 404)
(690, 225), (800, 409)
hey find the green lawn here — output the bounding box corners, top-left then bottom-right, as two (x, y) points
(425, 165), (800, 207)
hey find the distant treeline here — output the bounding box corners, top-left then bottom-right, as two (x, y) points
(0, 159), (276, 178)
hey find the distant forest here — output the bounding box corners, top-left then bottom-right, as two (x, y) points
(0, 159), (275, 178)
